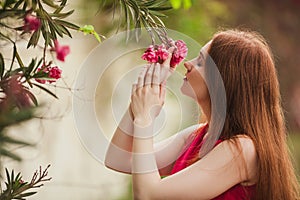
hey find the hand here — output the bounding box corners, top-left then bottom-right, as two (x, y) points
(130, 63), (166, 127)
(159, 47), (176, 83)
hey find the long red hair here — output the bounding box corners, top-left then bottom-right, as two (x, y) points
(197, 29), (299, 200)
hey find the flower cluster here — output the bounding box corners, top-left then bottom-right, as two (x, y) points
(141, 40), (188, 68)
(23, 14), (41, 32)
(35, 65), (62, 84)
(34, 40), (69, 84)
(51, 40), (70, 62)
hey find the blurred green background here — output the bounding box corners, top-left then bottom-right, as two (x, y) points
(76, 0), (300, 198)
(2, 0), (299, 199)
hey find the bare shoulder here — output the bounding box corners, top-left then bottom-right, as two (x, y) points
(227, 135), (257, 184)
(233, 135), (256, 159)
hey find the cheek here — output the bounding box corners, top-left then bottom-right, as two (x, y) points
(190, 75), (209, 101)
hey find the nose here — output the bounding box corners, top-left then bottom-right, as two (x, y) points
(184, 61), (193, 72)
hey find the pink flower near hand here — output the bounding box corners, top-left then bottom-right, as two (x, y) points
(170, 40), (188, 68)
(156, 45), (169, 64)
(141, 45), (158, 63)
(141, 40), (188, 68)
(51, 40), (70, 62)
(23, 14), (41, 32)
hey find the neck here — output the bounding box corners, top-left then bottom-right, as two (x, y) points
(198, 98), (211, 124)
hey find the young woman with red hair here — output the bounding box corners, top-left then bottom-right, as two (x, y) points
(105, 29), (299, 200)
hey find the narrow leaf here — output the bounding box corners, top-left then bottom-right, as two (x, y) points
(27, 28), (41, 48)
(54, 19), (79, 30)
(41, 0), (58, 8)
(32, 83), (58, 99)
(17, 191), (37, 198)
(5, 168), (10, 184)
(0, 53), (4, 79)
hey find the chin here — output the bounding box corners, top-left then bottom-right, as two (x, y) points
(180, 79), (197, 100)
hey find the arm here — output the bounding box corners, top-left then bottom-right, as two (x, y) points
(104, 106), (202, 174)
(105, 48), (197, 175)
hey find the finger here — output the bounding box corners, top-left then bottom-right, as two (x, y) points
(160, 81), (167, 103)
(161, 47), (175, 82)
(145, 64), (154, 86)
(137, 66), (148, 89)
(153, 63), (160, 93)
(131, 83), (137, 95)
(153, 63), (160, 85)
(162, 47), (175, 67)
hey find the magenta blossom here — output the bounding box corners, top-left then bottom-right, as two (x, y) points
(35, 65), (62, 84)
(156, 44), (169, 63)
(170, 40), (188, 68)
(23, 14), (41, 32)
(141, 45), (158, 63)
(141, 40), (188, 68)
(51, 40), (70, 62)
(48, 66), (62, 83)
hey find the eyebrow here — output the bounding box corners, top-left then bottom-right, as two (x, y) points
(199, 51), (204, 59)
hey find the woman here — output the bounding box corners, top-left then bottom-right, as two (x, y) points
(105, 29), (299, 199)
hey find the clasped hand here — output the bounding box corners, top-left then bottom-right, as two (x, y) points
(130, 50), (175, 127)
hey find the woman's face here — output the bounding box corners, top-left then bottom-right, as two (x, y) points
(180, 41), (211, 104)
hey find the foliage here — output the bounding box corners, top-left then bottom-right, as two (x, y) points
(0, 0), (79, 163)
(169, 0), (191, 9)
(0, 0), (178, 199)
(0, 165), (51, 200)
(0, 0), (79, 198)
(95, 0), (173, 44)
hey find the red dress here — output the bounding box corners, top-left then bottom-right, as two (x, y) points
(171, 124), (256, 200)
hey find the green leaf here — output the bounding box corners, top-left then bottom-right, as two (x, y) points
(5, 168), (10, 184)
(32, 83), (58, 99)
(50, 10), (74, 19)
(26, 59), (36, 76)
(0, 9), (25, 19)
(17, 191), (37, 198)
(54, 0), (67, 14)
(3, 0), (17, 9)
(0, 53), (4, 79)
(49, 21), (63, 37)
(59, 25), (72, 38)
(41, 0), (59, 8)
(13, 0), (24, 9)
(169, 0), (191, 9)
(183, 0), (192, 9)
(169, 0), (181, 9)
(54, 19), (79, 30)
(27, 29), (41, 48)
(79, 25), (102, 42)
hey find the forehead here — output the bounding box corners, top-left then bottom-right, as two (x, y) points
(200, 40), (212, 55)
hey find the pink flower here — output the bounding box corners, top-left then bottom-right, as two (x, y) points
(23, 14), (41, 32)
(51, 40), (70, 62)
(170, 40), (188, 68)
(48, 66), (62, 81)
(141, 40), (188, 68)
(35, 79), (47, 84)
(35, 66), (62, 84)
(156, 45), (169, 64)
(141, 45), (158, 63)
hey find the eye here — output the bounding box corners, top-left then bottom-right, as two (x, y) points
(196, 58), (203, 67)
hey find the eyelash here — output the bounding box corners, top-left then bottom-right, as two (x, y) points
(196, 59), (203, 67)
